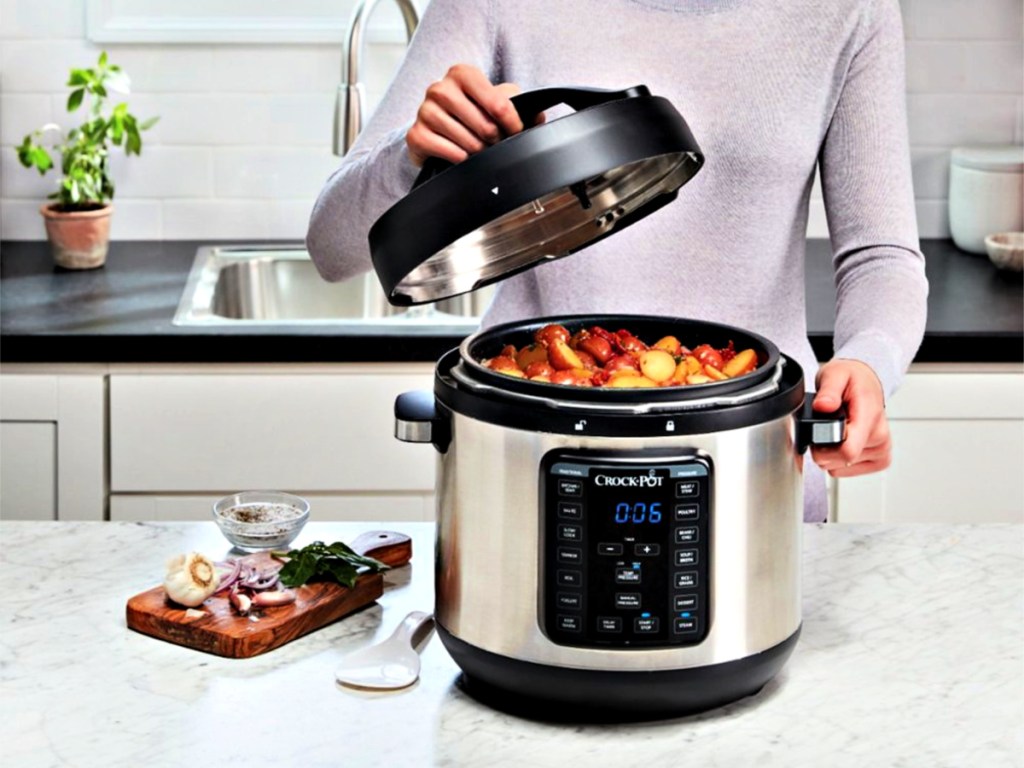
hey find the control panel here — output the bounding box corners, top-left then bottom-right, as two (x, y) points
(541, 452), (711, 648)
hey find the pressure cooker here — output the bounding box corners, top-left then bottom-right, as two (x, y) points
(368, 86), (846, 719)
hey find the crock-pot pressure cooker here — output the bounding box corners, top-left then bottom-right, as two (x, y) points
(369, 87), (846, 720)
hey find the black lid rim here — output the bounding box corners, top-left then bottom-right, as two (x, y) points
(369, 95), (704, 306)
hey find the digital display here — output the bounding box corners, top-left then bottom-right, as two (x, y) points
(612, 501), (664, 524)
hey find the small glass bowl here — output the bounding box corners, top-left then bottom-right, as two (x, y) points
(212, 491), (310, 552)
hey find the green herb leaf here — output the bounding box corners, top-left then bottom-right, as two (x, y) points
(67, 88), (85, 112)
(273, 540), (388, 588)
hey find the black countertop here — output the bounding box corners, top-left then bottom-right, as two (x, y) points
(1, 239), (1020, 364)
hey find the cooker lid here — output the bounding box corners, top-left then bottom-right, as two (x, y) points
(369, 86), (704, 306)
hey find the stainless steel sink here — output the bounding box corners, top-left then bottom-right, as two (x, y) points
(173, 245), (493, 329)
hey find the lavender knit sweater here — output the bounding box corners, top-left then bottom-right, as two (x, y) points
(307, 0), (929, 521)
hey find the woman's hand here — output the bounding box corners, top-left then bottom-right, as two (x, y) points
(811, 359), (892, 477)
(406, 64), (528, 166)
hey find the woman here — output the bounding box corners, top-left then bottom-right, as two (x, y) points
(307, 0), (928, 521)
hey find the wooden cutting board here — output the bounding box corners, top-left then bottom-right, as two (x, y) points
(126, 531), (411, 658)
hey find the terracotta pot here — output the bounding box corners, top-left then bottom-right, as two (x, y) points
(40, 203), (113, 270)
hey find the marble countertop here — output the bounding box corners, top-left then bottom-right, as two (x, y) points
(0, 521), (1020, 768)
(2, 239), (1021, 363)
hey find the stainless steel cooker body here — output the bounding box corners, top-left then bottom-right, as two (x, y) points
(394, 316), (845, 719)
(434, 411), (803, 670)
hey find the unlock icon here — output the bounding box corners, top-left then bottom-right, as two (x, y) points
(665, 420), (676, 432)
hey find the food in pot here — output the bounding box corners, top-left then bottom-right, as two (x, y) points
(482, 323), (759, 388)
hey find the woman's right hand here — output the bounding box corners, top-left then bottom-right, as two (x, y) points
(406, 64), (530, 167)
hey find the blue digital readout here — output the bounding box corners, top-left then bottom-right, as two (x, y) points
(613, 501), (663, 524)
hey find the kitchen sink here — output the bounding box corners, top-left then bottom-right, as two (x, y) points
(173, 245), (492, 328)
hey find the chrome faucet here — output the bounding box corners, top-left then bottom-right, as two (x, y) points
(334, 0), (419, 156)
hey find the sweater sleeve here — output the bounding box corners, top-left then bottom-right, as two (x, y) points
(818, 0), (928, 399)
(306, 0), (497, 282)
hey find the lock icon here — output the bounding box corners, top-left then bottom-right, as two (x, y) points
(665, 420), (676, 432)
(574, 419), (587, 432)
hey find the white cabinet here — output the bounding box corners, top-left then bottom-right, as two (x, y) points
(108, 364), (437, 520)
(0, 373), (105, 520)
(0, 423), (57, 520)
(835, 365), (1024, 523)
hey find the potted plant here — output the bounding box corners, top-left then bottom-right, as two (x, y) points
(16, 52), (157, 270)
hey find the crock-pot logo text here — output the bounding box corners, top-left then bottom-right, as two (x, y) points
(594, 474), (663, 488)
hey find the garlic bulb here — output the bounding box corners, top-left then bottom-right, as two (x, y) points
(164, 552), (220, 607)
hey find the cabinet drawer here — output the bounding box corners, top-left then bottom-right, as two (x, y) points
(110, 372), (435, 492)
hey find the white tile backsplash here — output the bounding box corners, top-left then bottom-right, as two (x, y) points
(0, 1), (1021, 241)
(910, 0), (1024, 41)
(0, 0), (85, 40)
(212, 148), (337, 199)
(908, 94), (1018, 145)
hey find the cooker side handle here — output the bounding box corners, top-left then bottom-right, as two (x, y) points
(796, 393), (847, 453)
(395, 391), (450, 453)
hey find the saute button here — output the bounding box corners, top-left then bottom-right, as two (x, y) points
(674, 594), (698, 611)
(597, 542), (624, 556)
(557, 615), (582, 632)
(674, 504), (699, 521)
(558, 524), (582, 542)
(557, 547), (583, 564)
(597, 617), (623, 633)
(674, 616), (699, 634)
(557, 502), (583, 520)
(674, 526), (699, 544)
(675, 549), (699, 567)
(557, 569), (582, 587)
(615, 592), (641, 609)
(675, 481), (700, 498)
(615, 567), (641, 584)
(558, 479), (583, 497)
(674, 571), (698, 589)
(557, 592), (582, 610)
(634, 616), (660, 633)
(634, 543), (660, 557)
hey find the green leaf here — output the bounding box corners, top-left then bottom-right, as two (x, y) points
(67, 88), (85, 112)
(139, 116), (159, 131)
(274, 539), (389, 588)
(98, 51), (108, 68)
(68, 69), (89, 86)
(93, 83), (107, 98)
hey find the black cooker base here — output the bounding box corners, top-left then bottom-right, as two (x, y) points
(438, 624), (801, 723)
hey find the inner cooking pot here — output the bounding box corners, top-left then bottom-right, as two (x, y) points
(459, 314), (782, 404)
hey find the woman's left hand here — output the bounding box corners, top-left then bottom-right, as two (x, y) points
(810, 359), (892, 477)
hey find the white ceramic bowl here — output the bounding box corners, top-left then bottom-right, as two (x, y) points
(212, 491), (310, 551)
(985, 232), (1024, 272)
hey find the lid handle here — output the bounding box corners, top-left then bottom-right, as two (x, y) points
(413, 85), (652, 188)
